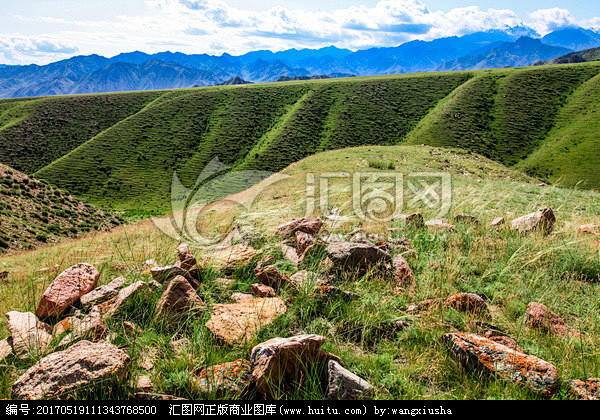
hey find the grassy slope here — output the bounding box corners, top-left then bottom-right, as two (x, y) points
(0, 145), (598, 400)
(1, 63), (599, 215)
(0, 163), (120, 253)
(0, 91), (164, 173)
(515, 73), (600, 189)
(406, 64), (600, 166)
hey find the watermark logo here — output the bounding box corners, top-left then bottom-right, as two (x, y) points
(153, 157), (452, 248)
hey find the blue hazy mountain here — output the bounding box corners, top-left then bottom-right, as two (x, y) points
(0, 26), (597, 98)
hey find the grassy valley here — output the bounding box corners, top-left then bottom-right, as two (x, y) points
(0, 63), (598, 215)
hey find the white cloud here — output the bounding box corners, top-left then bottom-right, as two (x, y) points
(529, 8), (577, 34)
(1, 1), (599, 65)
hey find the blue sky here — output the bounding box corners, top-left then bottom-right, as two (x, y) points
(1, 0), (599, 65)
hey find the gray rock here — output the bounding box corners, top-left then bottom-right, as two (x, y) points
(6, 311), (52, 358)
(326, 360), (373, 400)
(0, 337), (13, 363)
(11, 340), (130, 399)
(511, 208), (556, 234)
(80, 277), (127, 308)
(326, 241), (392, 273)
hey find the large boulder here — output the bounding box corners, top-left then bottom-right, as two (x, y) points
(326, 360), (373, 400)
(36, 263), (100, 318)
(523, 302), (579, 338)
(250, 334), (342, 398)
(6, 311), (52, 358)
(325, 241), (392, 273)
(154, 276), (205, 325)
(444, 333), (558, 397)
(511, 208), (556, 234)
(80, 277), (127, 308)
(206, 298), (287, 346)
(11, 340), (130, 399)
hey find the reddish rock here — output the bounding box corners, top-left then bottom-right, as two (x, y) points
(177, 243), (200, 276)
(11, 340), (130, 400)
(444, 333), (558, 397)
(36, 263), (100, 318)
(150, 265), (199, 290)
(255, 265), (288, 290)
(6, 311), (52, 358)
(392, 255), (415, 291)
(580, 224), (600, 235)
(256, 255), (276, 269)
(406, 298), (443, 314)
(206, 298), (287, 346)
(490, 217), (505, 227)
(54, 306), (107, 347)
(251, 283), (277, 298)
(155, 276), (205, 325)
(489, 336), (523, 353)
(567, 378), (600, 400)
(276, 218), (323, 237)
(281, 245), (300, 267)
(523, 302), (580, 338)
(230, 292), (253, 302)
(295, 231), (314, 256)
(195, 359), (252, 398)
(511, 208), (556, 234)
(444, 293), (488, 315)
(250, 334), (343, 398)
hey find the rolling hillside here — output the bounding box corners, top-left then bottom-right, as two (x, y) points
(0, 163), (120, 253)
(0, 62), (599, 214)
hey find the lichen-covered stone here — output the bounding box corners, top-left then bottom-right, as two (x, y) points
(392, 255), (414, 291)
(444, 333), (558, 397)
(567, 378), (600, 400)
(195, 359), (252, 398)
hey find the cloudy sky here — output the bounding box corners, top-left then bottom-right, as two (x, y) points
(1, 0), (599, 65)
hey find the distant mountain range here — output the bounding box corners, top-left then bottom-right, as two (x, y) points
(1, 26), (599, 98)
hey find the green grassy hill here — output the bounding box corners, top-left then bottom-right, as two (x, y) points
(0, 63), (599, 214)
(0, 163), (120, 253)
